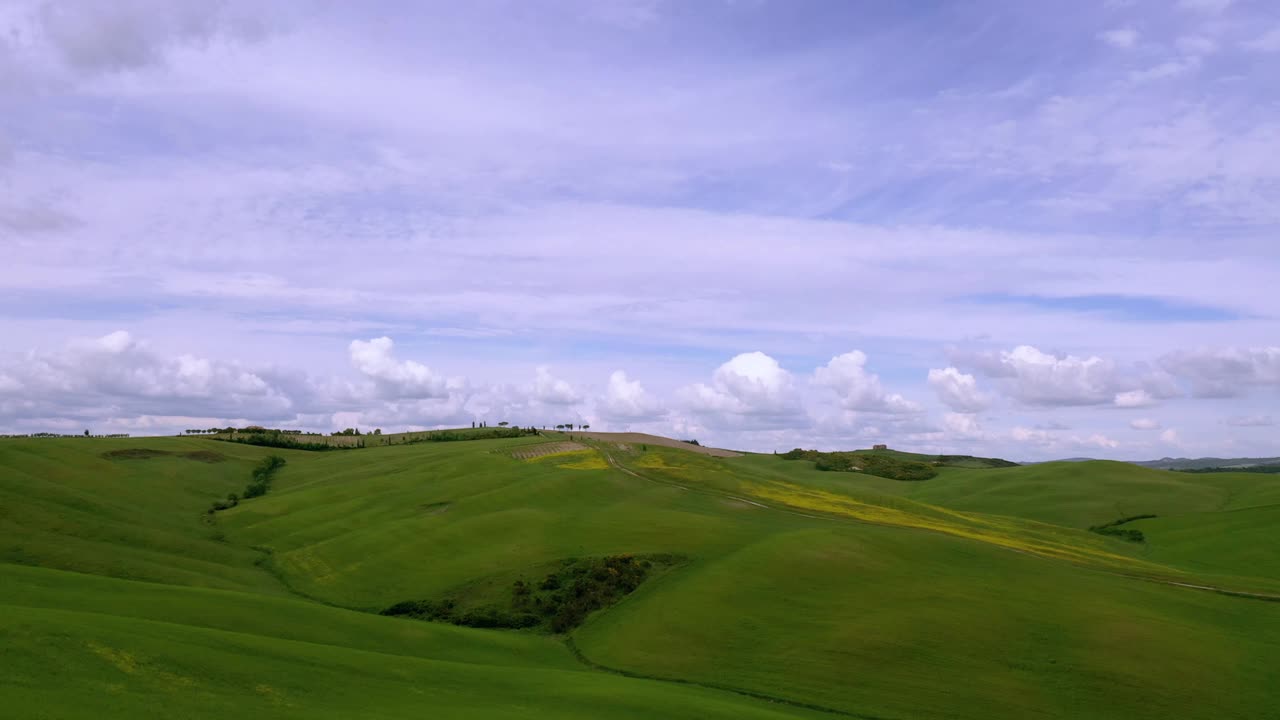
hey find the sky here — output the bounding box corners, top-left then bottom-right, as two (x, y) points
(1, 0), (1277, 460)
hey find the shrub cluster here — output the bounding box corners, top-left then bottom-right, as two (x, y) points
(208, 455), (285, 513)
(1177, 465), (1280, 475)
(1088, 514), (1156, 543)
(382, 554), (678, 633)
(243, 455), (285, 498)
(396, 427), (538, 445)
(4, 432), (131, 438)
(220, 432), (353, 451)
(933, 454), (1020, 468)
(780, 448), (938, 481)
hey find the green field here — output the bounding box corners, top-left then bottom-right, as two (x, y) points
(3, 434), (1279, 718)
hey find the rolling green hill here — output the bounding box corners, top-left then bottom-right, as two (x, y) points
(3, 435), (1279, 719)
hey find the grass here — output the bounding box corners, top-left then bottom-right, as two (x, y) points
(0, 565), (824, 720)
(4, 435), (1280, 718)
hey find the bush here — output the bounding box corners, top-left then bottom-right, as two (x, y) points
(1088, 514), (1155, 543)
(382, 554), (681, 634)
(780, 448), (938, 481)
(207, 456), (285, 513)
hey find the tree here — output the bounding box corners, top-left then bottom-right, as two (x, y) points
(84, 429), (90, 437)
(582, 424), (590, 430)
(374, 428), (382, 435)
(498, 421), (509, 427)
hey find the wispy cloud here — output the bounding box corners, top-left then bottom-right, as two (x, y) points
(2, 0), (1278, 458)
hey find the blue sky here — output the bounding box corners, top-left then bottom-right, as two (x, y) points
(1, 0), (1277, 459)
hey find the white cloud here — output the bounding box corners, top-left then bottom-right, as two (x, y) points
(1113, 389), (1156, 408)
(814, 351), (921, 414)
(349, 337), (454, 399)
(1098, 28), (1138, 49)
(1161, 347), (1280, 397)
(957, 346), (1184, 409)
(959, 345), (1116, 406)
(532, 366), (581, 405)
(598, 370), (665, 422)
(927, 367), (990, 413)
(680, 352), (807, 430)
(1160, 428), (1181, 445)
(1130, 417), (1161, 430)
(1082, 433), (1120, 449)
(1011, 426), (1053, 445)
(1009, 425), (1119, 452)
(0, 330), (293, 424)
(942, 412), (984, 439)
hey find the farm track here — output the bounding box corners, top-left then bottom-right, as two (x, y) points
(511, 442), (588, 460)
(600, 452), (1280, 604)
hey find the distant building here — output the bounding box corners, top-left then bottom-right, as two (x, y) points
(872, 444), (888, 450)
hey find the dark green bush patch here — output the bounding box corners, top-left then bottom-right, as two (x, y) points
(1088, 514), (1156, 543)
(780, 448), (938, 481)
(101, 448), (173, 460)
(209, 455), (285, 513)
(382, 554), (681, 633)
(179, 450), (227, 463)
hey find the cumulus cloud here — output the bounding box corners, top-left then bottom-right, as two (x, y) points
(942, 412), (984, 439)
(1160, 347), (1280, 397)
(957, 345), (1116, 406)
(532, 366), (581, 405)
(598, 370), (665, 422)
(1160, 428), (1181, 445)
(956, 345), (1181, 408)
(349, 337), (456, 399)
(680, 352), (807, 430)
(927, 367), (990, 413)
(1130, 418), (1161, 430)
(0, 330), (293, 424)
(814, 351), (920, 414)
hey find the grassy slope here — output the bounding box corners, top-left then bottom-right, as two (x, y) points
(0, 437), (290, 594)
(729, 453), (1280, 592)
(0, 438), (824, 720)
(220, 442), (813, 609)
(576, 524), (1280, 720)
(0, 566), (823, 720)
(4, 436), (1280, 719)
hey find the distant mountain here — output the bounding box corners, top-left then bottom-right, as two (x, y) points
(1135, 456), (1280, 470)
